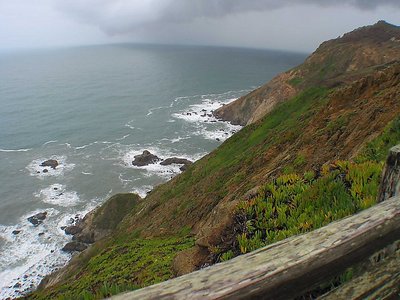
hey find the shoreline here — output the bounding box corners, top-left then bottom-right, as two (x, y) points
(0, 93), (243, 299)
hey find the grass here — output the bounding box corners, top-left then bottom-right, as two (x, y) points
(356, 116), (400, 163)
(288, 77), (303, 87)
(30, 235), (194, 300)
(156, 87), (328, 203)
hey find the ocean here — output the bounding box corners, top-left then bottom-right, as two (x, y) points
(0, 44), (306, 298)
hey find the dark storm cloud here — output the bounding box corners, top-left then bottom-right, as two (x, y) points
(162, 0), (400, 21)
(55, 0), (400, 34)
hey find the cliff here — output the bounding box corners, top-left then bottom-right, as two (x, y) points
(29, 22), (400, 299)
(214, 20), (400, 125)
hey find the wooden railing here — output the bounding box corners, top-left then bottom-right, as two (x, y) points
(110, 197), (400, 300)
(110, 146), (400, 300)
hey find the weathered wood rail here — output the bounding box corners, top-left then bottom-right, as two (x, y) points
(110, 146), (400, 300)
(111, 196), (400, 300)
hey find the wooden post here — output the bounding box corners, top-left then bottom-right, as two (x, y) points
(378, 145), (400, 202)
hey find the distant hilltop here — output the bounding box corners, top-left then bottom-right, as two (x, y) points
(214, 20), (400, 125)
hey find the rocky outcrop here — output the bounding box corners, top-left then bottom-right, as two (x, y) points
(64, 225), (82, 236)
(132, 150), (160, 166)
(27, 212), (47, 226)
(214, 71), (298, 125)
(215, 21), (400, 126)
(40, 160), (59, 169)
(62, 193), (140, 247)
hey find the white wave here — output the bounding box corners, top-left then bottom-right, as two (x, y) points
(34, 184), (80, 207)
(146, 106), (165, 116)
(121, 147), (205, 179)
(26, 156), (75, 178)
(0, 148), (31, 153)
(172, 97), (236, 123)
(171, 94), (242, 142)
(194, 124), (241, 142)
(42, 140), (58, 146)
(131, 185), (153, 198)
(59, 143), (72, 149)
(81, 171), (93, 175)
(74, 143), (92, 150)
(115, 134), (130, 141)
(160, 136), (190, 144)
(0, 203), (97, 299)
(124, 120), (144, 131)
(169, 89), (251, 109)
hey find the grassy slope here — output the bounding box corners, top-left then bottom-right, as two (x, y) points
(29, 63), (400, 299)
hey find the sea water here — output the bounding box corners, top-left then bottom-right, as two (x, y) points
(0, 44), (306, 298)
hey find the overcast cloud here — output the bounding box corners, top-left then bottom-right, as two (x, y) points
(1, 0), (400, 51)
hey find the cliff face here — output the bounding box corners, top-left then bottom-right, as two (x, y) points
(31, 22), (400, 299)
(215, 21), (400, 126)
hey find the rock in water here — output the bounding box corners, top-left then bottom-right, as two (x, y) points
(64, 225), (82, 235)
(40, 159), (59, 169)
(27, 212), (47, 226)
(61, 242), (88, 252)
(160, 157), (193, 166)
(132, 150), (160, 166)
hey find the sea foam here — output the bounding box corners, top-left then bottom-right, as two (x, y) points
(0, 202), (97, 299)
(34, 184), (81, 207)
(26, 156), (75, 178)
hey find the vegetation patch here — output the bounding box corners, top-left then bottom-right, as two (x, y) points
(288, 77), (303, 87)
(30, 235), (194, 300)
(356, 116), (400, 163)
(219, 160), (381, 258)
(216, 115), (400, 261)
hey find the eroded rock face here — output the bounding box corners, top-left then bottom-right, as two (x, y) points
(172, 245), (210, 276)
(27, 212), (47, 226)
(132, 150), (160, 166)
(62, 193), (140, 249)
(40, 160), (59, 169)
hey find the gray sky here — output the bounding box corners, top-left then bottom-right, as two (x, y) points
(1, 0), (400, 52)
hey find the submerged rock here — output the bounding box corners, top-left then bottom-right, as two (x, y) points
(40, 159), (59, 170)
(132, 150), (160, 166)
(61, 241), (88, 252)
(27, 212), (47, 226)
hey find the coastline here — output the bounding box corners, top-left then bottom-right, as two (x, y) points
(0, 93), (243, 299)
